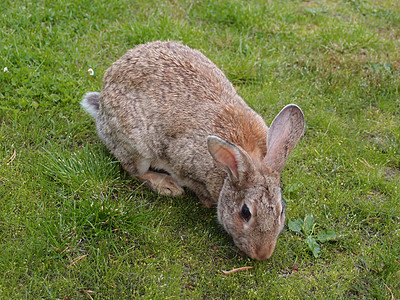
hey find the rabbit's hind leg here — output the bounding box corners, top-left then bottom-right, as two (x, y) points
(140, 171), (185, 197)
(120, 156), (184, 196)
(107, 138), (184, 196)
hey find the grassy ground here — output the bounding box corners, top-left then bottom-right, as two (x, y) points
(1, 0), (399, 298)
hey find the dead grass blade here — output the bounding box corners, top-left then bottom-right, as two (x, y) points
(67, 254), (88, 269)
(222, 266), (253, 275)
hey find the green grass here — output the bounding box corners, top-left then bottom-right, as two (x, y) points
(1, 0), (399, 298)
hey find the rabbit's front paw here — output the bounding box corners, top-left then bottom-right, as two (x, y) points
(141, 171), (185, 197)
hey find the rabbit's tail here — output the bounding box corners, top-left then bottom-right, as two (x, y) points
(81, 92), (100, 118)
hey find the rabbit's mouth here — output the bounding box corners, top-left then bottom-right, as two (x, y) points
(233, 235), (277, 261)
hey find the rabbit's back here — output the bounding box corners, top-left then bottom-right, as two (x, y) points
(100, 41), (247, 132)
(103, 41), (238, 105)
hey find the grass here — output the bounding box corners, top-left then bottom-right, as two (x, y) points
(1, 0), (399, 298)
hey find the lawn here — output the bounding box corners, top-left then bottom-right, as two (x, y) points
(1, 0), (399, 298)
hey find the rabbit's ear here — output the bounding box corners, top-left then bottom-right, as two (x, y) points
(207, 136), (253, 186)
(264, 104), (305, 173)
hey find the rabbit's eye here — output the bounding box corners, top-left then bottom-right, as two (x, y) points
(240, 204), (252, 222)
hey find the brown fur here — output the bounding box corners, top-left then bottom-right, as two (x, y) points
(81, 41), (305, 260)
(214, 104), (268, 162)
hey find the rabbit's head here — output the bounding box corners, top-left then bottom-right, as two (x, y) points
(207, 104), (305, 260)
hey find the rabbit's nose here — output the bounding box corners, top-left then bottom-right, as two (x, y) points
(255, 243), (275, 260)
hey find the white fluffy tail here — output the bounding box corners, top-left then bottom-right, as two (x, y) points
(81, 92), (100, 118)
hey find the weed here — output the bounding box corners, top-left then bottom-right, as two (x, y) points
(288, 214), (338, 258)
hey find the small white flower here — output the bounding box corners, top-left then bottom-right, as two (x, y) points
(88, 68), (94, 76)
(4, 67), (8, 73)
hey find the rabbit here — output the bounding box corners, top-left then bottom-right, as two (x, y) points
(81, 41), (305, 260)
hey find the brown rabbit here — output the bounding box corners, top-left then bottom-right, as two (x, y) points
(81, 41), (305, 260)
